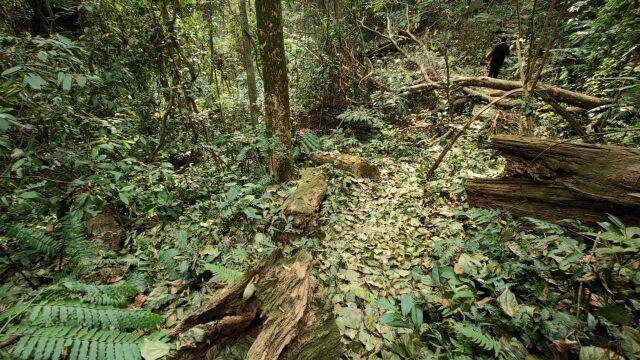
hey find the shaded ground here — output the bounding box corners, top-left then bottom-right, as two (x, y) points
(313, 124), (503, 356)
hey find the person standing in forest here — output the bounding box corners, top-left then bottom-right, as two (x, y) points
(485, 36), (510, 78)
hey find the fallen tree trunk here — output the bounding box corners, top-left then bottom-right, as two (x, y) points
(310, 152), (380, 180)
(462, 87), (521, 109)
(170, 250), (342, 360)
(466, 135), (640, 225)
(281, 167), (328, 230)
(403, 77), (609, 110)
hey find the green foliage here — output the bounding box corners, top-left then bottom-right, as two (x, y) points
(0, 279), (168, 360)
(300, 131), (322, 154)
(2, 224), (62, 258)
(200, 263), (242, 284)
(26, 302), (162, 330)
(2, 325), (157, 360)
(54, 281), (139, 306)
(452, 323), (502, 357)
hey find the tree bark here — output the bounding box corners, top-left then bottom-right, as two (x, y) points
(465, 135), (640, 225)
(310, 152), (380, 180)
(238, 0), (259, 123)
(256, 0), (294, 183)
(169, 250), (342, 360)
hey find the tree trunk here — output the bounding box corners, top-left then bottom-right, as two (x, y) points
(465, 135), (640, 225)
(238, 0), (259, 123)
(169, 249), (343, 360)
(256, 0), (294, 183)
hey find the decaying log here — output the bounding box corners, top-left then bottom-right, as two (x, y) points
(280, 167), (328, 234)
(402, 76), (609, 110)
(170, 250), (342, 360)
(310, 151), (380, 180)
(466, 135), (640, 225)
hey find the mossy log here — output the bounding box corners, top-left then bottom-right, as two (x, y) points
(169, 250), (342, 360)
(465, 135), (640, 225)
(310, 151), (380, 180)
(281, 167), (328, 231)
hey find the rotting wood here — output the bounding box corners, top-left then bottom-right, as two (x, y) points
(169, 250), (342, 360)
(281, 167), (328, 230)
(465, 135), (640, 225)
(310, 151), (380, 180)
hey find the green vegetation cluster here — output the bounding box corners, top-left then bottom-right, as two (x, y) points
(1, 0), (639, 359)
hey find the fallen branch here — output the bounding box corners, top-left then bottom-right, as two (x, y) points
(403, 77), (609, 110)
(461, 87), (520, 109)
(425, 89), (524, 180)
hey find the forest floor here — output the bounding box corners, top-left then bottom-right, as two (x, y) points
(310, 122), (505, 356)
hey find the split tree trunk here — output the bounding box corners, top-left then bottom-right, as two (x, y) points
(256, 0), (294, 183)
(466, 135), (640, 225)
(169, 250), (342, 360)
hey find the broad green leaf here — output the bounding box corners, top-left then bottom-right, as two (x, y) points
(19, 191), (40, 199)
(431, 260), (441, 286)
(2, 65), (23, 76)
(498, 288), (517, 317)
(140, 339), (170, 360)
(62, 74), (73, 91)
(379, 312), (410, 328)
(376, 297), (396, 311)
(579, 346), (609, 360)
(400, 294), (414, 316)
(24, 73), (47, 89)
(76, 76), (88, 87)
(119, 192), (130, 205)
(410, 306), (423, 327)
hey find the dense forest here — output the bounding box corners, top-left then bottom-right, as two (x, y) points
(1, 0), (639, 358)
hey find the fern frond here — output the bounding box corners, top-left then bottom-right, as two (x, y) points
(301, 131), (321, 154)
(26, 302), (162, 330)
(55, 280), (139, 306)
(1, 325), (152, 360)
(61, 211), (92, 266)
(201, 263), (242, 284)
(230, 246), (249, 264)
(3, 224), (62, 258)
(452, 323), (502, 357)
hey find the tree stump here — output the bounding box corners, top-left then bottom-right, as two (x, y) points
(169, 250), (342, 360)
(465, 135), (640, 225)
(310, 151), (380, 180)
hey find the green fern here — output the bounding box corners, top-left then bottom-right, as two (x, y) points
(201, 263), (242, 284)
(60, 211), (92, 267)
(26, 302), (162, 330)
(452, 323), (502, 357)
(300, 131), (322, 154)
(230, 246), (249, 265)
(56, 280), (139, 306)
(1, 325), (153, 360)
(3, 224), (62, 258)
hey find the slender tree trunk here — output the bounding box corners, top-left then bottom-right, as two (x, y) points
(256, 0), (294, 183)
(238, 0), (259, 123)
